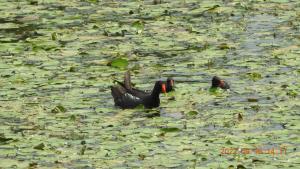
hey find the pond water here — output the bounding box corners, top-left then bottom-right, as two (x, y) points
(0, 0), (299, 168)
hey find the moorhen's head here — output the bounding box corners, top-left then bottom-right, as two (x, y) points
(166, 77), (175, 92)
(211, 76), (230, 89)
(153, 81), (167, 94)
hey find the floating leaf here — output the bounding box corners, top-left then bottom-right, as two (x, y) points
(88, 0), (98, 3)
(287, 90), (297, 97)
(252, 158), (264, 163)
(108, 58), (128, 69)
(225, 140), (233, 145)
(34, 143), (45, 150)
(70, 114), (76, 121)
(228, 165), (235, 169)
(51, 105), (67, 113)
(209, 87), (218, 93)
(51, 32), (57, 40)
(138, 154), (146, 160)
(0, 0), (298, 168)
(131, 21), (144, 34)
(0, 134), (13, 144)
(238, 113), (243, 121)
(187, 111), (198, 116)
(209, 87), (223, 95)
(29, 1), (38, 5)
(168, 96), (176, 100)
(29, 162), (38, 168)
(250, 105), (260, 112)
(68, 66), (76, 72)
(79, 145), (86, 155)
(237, 164), (246, 169)
(247, 72), (262, 81)
(247, 98), (258, 102)
(160, 127), (181, 133)
(145, 112), (160, 118)
(218, 43), (230, 50)
(207, 4), (220, 11)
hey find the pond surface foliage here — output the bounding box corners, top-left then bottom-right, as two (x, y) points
(0, 0), (299, 168)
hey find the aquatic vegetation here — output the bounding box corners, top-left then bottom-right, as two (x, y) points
(0, 0), (299, 168)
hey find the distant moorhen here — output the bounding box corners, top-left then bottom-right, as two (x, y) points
(166, 77), (175, 92)
(111, 81), (166, 109)
(115, 71), (174, 98)
(211, 76), (230, 89)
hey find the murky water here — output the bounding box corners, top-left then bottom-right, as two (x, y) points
(0, 0), (299, 168)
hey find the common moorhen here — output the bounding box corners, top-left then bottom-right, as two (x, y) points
(211, 76), (230, 89)
(111, 81), (166, 109)
(115, 71), (174, 98)
(166, 77), (175, 92)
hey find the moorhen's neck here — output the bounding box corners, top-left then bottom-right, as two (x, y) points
(151, 81), (162, 98)
(124, 71), (132, 90)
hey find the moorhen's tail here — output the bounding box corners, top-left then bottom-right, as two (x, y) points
(123, 70), (150, 97)
(124, 70), (132, 90)
(113, 70), (132, 89)
(114, 78), (149, 98)
(114, 80), (126, 87)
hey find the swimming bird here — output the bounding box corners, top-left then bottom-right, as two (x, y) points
(211, 76), (230, 89)
(111, 80), (166, 109)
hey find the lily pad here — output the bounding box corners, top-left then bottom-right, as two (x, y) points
(34, 143), (45, 150)
(160, 127), (181, 133)
(108, 58), (129, 69)
(186, 110), (198, 116)
(51, 105), (67, 113)
(131, 21), (144, 34)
